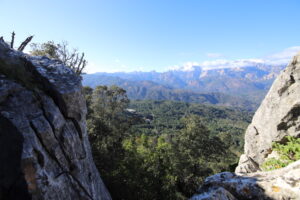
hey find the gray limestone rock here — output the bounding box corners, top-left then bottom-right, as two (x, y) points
(191, 160), (300, 200)
(0, 40), (111, 200)
(236, 52), (300, 173)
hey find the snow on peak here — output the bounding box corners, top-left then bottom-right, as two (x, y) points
(169, 62), (202, 71)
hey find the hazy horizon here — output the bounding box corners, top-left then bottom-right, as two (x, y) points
(2, 0), (300, 73)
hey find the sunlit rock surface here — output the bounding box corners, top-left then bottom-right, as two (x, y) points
(0, 39), (111, 200)
(191, 160), (300, 200)
(236, 52), (300, 173)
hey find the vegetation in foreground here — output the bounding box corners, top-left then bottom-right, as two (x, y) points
(84, 85), (253, 200)
(262, 136), (300, 171)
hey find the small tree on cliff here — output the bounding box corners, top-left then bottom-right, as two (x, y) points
(30, 41), (87, 75)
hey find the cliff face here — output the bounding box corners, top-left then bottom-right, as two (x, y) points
(191, 53), (300, 200)
(0, 39), (111, 200)
(236, 52), (300, 173)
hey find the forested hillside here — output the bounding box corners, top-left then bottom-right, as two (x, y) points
(129, 100), (252, 153)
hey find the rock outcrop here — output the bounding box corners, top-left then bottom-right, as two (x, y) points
(236, 52), (300, 173)
(0, 39), (111, 199)
(191, 53), (300, 199)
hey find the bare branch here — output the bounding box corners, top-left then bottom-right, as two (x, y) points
(77, 53), (85, 69)
(70, 54), (79, 70)
(18, 35), (34, 52)
(78, 60), (87, 74)
(10, 31), (15, 48)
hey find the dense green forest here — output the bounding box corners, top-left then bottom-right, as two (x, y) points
(129, 100), (252, 153)
(83, 85), (253, 200)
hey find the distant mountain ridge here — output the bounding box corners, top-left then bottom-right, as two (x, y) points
(83, 63), (286, 110)
(83, 74), (258, 110)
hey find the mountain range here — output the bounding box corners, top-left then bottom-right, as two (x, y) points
(83, 63), (286, 110)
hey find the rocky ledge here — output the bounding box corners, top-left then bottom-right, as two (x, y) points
(191, 160), (300, 200)
(0, 39), (111, 199)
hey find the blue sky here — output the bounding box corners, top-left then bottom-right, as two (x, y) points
(1, 0), (300, 73)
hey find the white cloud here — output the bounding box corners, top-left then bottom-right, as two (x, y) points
(87, 46), (300, 73)
(264, 46), (300, 65)
(201, 59), (265, 70)
(169, 62), (201, 71)
(169, 46), (300, 71)
(169, 59), (267, 71)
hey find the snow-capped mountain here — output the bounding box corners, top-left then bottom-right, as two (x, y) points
(83, 62), (286, 109)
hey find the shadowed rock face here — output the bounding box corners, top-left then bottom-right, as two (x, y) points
(0, 40), (111, 200)
(191, 53), (300, 200)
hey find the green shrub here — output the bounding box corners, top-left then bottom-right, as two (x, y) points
(262, 136), (300, 171)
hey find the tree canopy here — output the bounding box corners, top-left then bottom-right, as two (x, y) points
(30, 41), (87, 75)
